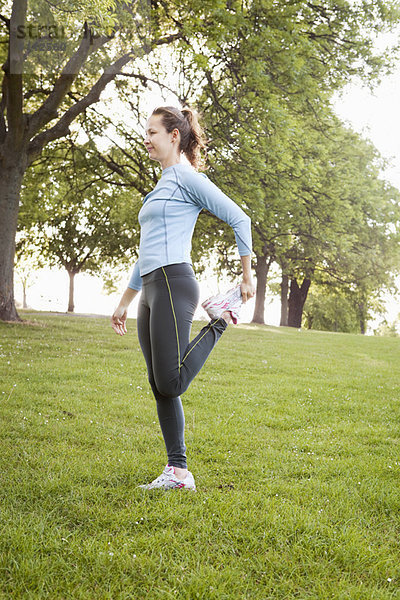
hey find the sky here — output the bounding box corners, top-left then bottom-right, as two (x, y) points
(333, 69), (400, 190)
(15, 31), (400, 331)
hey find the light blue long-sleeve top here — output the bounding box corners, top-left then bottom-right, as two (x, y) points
(128, 162), (252, 292)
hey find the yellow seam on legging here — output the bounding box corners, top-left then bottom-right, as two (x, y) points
(181, 318), (222, 365)
(161, 267), (181, 373)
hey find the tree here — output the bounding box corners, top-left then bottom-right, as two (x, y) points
(302, 285), (364, 333)
(18, 136), (142, 312)
(278, 120), (400, 329)
(14, 246), (42, 309)
(182, 0), (400, 323)
(373, 318), (399, 337)
(7, 0), (399, 327)
(0, 0), (182, 321)
(41, 0), (400, 327)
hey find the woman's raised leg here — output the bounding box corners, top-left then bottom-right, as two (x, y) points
(148, 267), (228, 400)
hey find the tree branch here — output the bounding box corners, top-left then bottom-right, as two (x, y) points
(117, 71), (188, 105)
(27, 31), (183, 164)
(27, 23), (113, 139)
(0, 14), (10, 29)
(27, 52), (133, 162)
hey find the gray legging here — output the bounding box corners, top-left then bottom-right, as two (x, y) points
(137, 262), (228, 468)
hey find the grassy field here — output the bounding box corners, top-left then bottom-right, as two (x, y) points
(1, 310), (399, 599)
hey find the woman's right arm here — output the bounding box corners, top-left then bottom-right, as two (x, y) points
(111, 259), (142, 336)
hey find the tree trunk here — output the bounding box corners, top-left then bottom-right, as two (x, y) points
(304, 313), (313, 330)
(251, 254), (272, 324)
(280, 273), (289, 326)
(0, 160), (25, 321)
(287, 278), (311, 328)
(357, 300), (366, 334)
(22, 280), (27, 309)
(67, 270), (76, 313)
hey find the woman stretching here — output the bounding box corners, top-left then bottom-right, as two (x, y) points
(111, 105), (255, 490)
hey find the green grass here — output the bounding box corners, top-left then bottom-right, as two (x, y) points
(1, 310), (400, 599)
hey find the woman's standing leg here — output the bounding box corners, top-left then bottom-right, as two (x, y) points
(137, 292), (187, 468)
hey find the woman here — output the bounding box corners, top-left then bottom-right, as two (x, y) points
(111, 105), (255, 490)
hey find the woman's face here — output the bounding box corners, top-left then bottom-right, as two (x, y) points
(143, 114), (179, 163)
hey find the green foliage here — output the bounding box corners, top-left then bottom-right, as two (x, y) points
(18, 136), (142, 276)
(1, 0), (125, 79)
(303, 287), (364, 333)
(373, 318), (399, 337)
(184, 0), (400, 301)
(283, 119), (400, 288)
(101, 267), (123, 294)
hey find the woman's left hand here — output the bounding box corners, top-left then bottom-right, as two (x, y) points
(240, 279), (256, 303)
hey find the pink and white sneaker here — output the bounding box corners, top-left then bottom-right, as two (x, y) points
(138, 465), (196, 491)
(201, 284), (242, 325)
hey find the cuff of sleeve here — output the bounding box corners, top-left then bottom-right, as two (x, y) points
(128, 284), (141, 291)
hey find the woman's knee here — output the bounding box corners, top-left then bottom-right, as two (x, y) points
(145, 371), (179, 400)
(154, 374), (184, 400)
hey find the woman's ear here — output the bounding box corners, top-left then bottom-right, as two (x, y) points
(171, 128), (180, 143)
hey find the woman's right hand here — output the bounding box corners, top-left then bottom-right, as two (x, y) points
(110, 288), (138, 335)
(111, 305), (128, 336)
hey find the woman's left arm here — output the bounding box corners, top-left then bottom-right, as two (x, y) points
(240, 254), (256, 303)
(180, 170), (256, 302)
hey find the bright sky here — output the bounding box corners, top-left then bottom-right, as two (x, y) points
(333, 72), (400, 191)
(16, 30), (400, 331)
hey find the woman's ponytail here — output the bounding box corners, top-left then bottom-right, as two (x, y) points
(180, 107), (208, 171)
